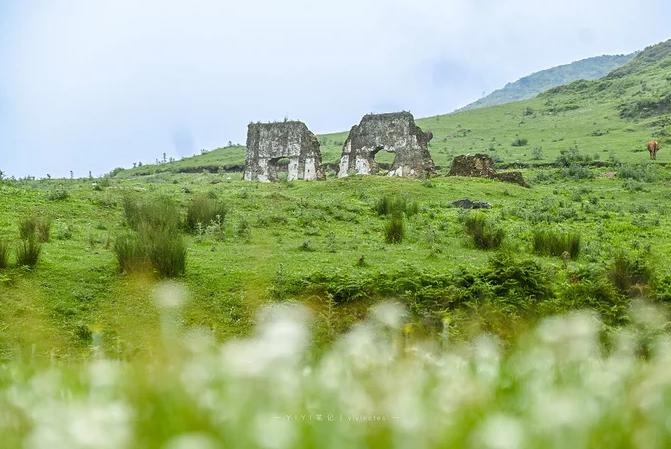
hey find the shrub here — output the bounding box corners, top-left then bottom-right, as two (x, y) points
(555, 148), (592, 167)
(185, 194), (227, 233)
(236, 218), (251, 241)
(618, 162), (658, 182)
(114, 230), (186, 278)
(36, 218), (52, 242)
(117, 194), (187, 277)
(483, 252), (553, 300)
(561, 163), (594, 180)
(19, 217), (37, 240)
(113, 233), (149, 274)
(384, 213), (405, 244)
(375, 195), (418, 217)
(16, 238), (41, 267)
(511, 137), (528, 147)
(18, 216), (51, 242)
(0, 240), (8, 269)
(608, 253), (652, 296)
(146, 230), (186, 278)
(122, 195), (180, 233)
(463, 213), (504, 250)
(531, 146), (544, 160)
(532, 229), (581, 259)
(46, 189), (69, 201)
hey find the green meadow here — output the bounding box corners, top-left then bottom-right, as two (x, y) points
(2, 39), (671, 449)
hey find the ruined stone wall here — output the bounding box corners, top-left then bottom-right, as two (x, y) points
(449, 154), (529, 187)
(243, 121), (325, 182)
(337, 112), (435, 178)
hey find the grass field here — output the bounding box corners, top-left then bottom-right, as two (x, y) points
(2, 38), (671, 449)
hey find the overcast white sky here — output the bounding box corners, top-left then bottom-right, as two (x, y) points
(1, 0), (670, 177)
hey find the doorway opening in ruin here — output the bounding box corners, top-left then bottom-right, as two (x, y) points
(268, 157), (290, 181)
(373, 145), (395, 172)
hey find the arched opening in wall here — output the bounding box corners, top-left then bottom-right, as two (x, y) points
(373, 146), (395, 172)
(268, 157), (290, 181)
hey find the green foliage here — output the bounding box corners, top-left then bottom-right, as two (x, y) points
(122, 194), (180, 233)
(618, 162), (658, 182)
(555, 148), (593, 167)
(561, 163), (594, 180)
(482, 252), (553, 300)
(384, 213), (405, 244)
(113, 233), (148, 274)
(531, 146), (544, 160)
(185, 193), (227, 233)
(46, 189), (69, 201)
(18, 216), (37, 240)
(375, 194), (418, 217)
(619, 93), (671, 119)
(36, 218), (51, 242)
(18, 216), (51, 242)
(557, 266), (628, 325)
(113, 229), (186, 278)
(462, 213), (504, 249)
(16, 237), (41, 268)
(608, 253), (653, 296)
(117, 195), (186, 277)
(145, 229), (186, 278)
(511, 137), (528, 147)
(0, 240), (8, 269)
(532, 229), (581, 259)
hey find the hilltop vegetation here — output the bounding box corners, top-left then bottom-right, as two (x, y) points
(460, 53), (635, 111)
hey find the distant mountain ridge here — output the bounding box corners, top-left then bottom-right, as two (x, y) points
(459, 53), (636, 111)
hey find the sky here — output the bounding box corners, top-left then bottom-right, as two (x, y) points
(1, 0), (670, 178)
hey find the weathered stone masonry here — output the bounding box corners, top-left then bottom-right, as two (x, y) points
(243, 121), (325, 182)
(337, 112), (435, 178)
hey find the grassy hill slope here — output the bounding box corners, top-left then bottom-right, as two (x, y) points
(2, 38), (671, 362)
(113, 40), (671, 178)
(459, 53), (635, 111)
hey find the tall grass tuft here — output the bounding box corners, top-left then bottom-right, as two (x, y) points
(463, 213), (504, 250)
(36, 218), (52, 242)
(532, 229), (581, 259)
(384, 212), (405, 244)
(146, 230), (186, 278)
(115, 195), (186, 277)
(375, 195), (418, 218)
(16, 237), (41, 267)
(185, 193), (227, 233)
(0, 240), (8, 269)
(19, 216), (52, 242)
(609, 253), (652, 296)
(122, 195), (180, 233)
(19, 217), (37, 240)
(113, 233), (149, 274)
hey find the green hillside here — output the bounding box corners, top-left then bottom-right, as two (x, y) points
(114, 40), (670, 178)
(3, 38), (671, 449)
(459, 53), (635, 111)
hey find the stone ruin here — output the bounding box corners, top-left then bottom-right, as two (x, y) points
(448, 154), (529, 187)
(337, 112), (435, 178)
(243, 121), (325, 182)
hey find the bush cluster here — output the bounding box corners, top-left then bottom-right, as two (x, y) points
(608, 253), (652, 296)
(375, 195), (418, 218)
(462, 213), (505, 249)
(185, 193), (227, 233)
(555, 148), (593, 167)
(532, 229), (581, 259)
(384, 213), (405, 244)
(115, 195), (186, 278)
